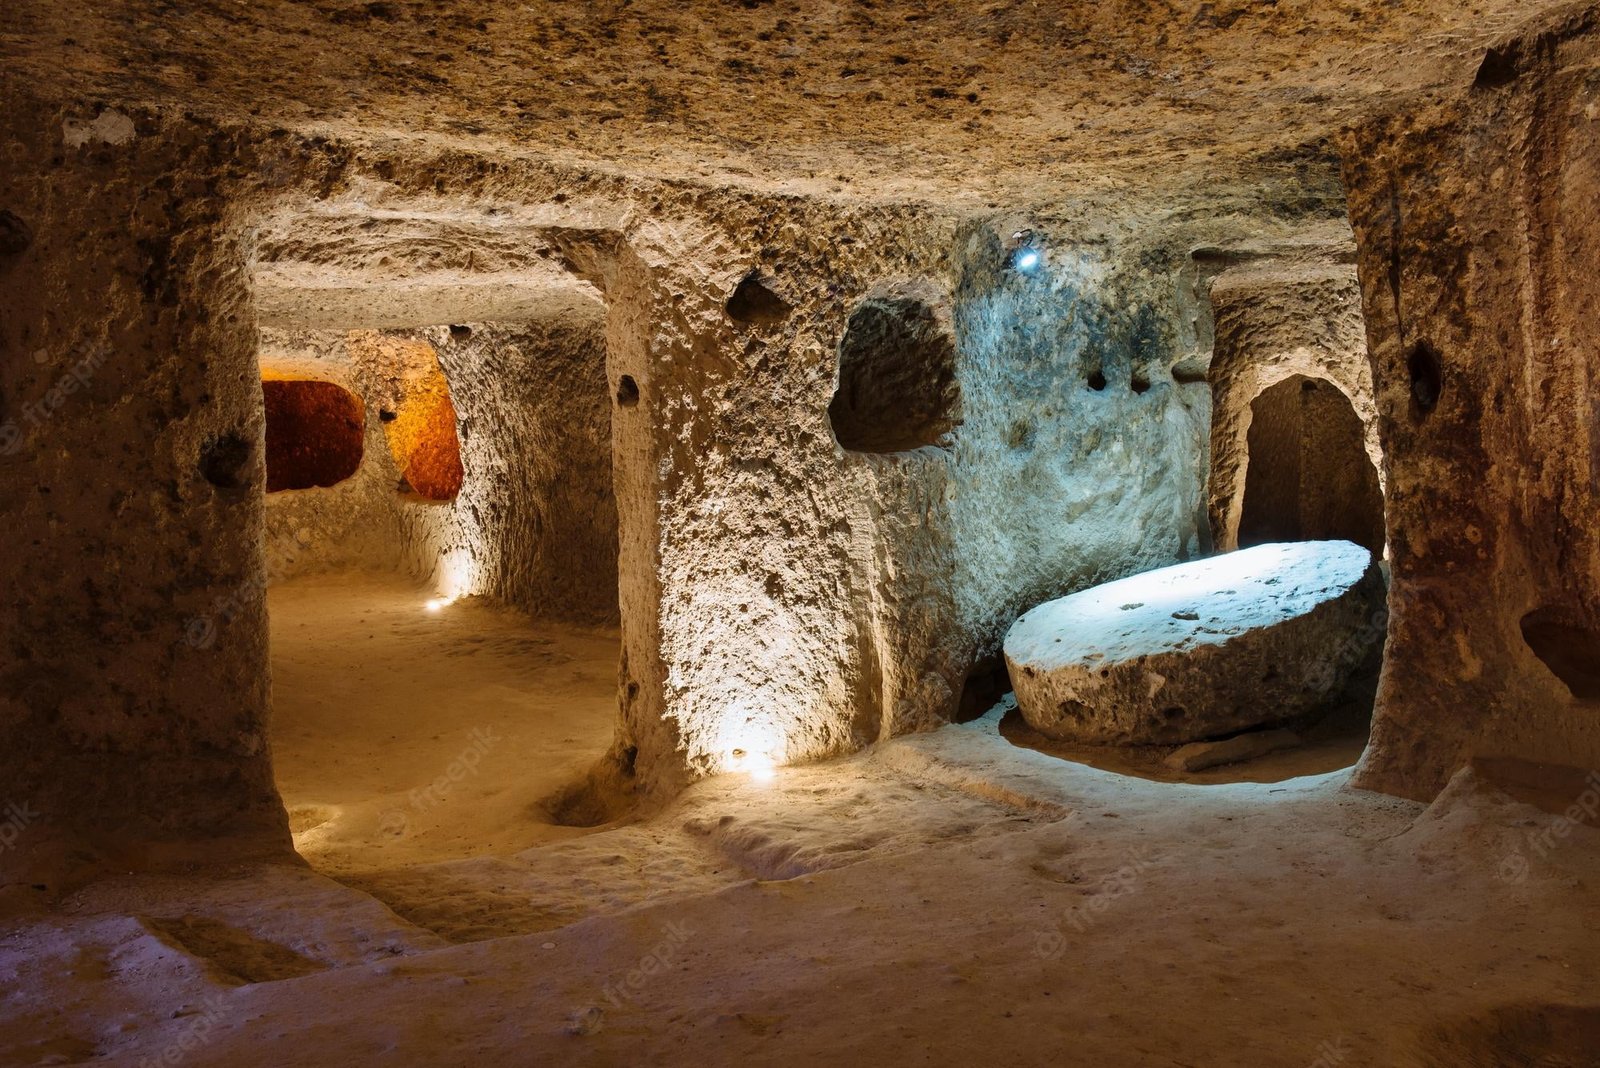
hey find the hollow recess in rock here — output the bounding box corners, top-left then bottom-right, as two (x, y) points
(616, 374), (640, 408)
(828, 291), (960, 453)
(0, 210), (31, 256)
(726, 272), (792, 326)
(200, 431), (256, 491)
(1408, 340), (1443, 414)
(1473, 46), (1521, 89)
(262, 380), (365, 492)
(1520, 609), (1600, 699)
(383, 366), (463, 502)
(1239, 375), (1384, 552)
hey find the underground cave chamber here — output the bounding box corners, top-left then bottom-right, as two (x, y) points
(6, 4), (1600, 1059)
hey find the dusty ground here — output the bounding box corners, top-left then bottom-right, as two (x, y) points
(269, 572), (621, 875)
(3, 720), (1595, 1066)
(2, 578), (1595, 1066)
(3, 1), (1597, 1063)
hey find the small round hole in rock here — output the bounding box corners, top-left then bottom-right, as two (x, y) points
(1087, 370), (1107, 391)
(449, 324), (473, 341)
(616, 375), (640, 408)
(199, 431), (255, 490)
(1132, 373), (1152, 395)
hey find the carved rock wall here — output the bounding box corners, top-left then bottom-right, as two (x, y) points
(1341, 7), (1600, 798)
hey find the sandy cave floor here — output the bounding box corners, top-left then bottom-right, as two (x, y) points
(267, 572), (622, 876)
(0, 580), (1597, 1065)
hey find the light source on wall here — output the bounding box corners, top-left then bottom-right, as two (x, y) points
(1008, 228), (1044, 275)
(434, 549), (475, 606)
(721, 714), (781, 783)
(424, 597), (453, 613)
(727, 747), (777, 783)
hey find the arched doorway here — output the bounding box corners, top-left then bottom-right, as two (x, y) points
(1239, 375), (1384, 553)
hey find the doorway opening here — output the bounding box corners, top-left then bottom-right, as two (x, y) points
(250, 220), (623, 879)
(1239, 375), (1384, 553)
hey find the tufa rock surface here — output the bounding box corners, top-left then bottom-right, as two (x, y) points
(1005, 542), (1384, 745)
(1340, 3), (1600, 799)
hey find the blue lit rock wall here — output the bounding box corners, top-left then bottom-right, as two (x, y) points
(830, 220), (1215, 747)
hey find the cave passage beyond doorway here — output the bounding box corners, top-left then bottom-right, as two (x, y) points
(255, 308), (624, 876)
(1239, 375), (1384, 553)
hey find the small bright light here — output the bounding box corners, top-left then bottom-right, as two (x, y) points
(1014, 248), (1042, 273)
(727, 747), (777, 783)
(424, 598), (449, 613)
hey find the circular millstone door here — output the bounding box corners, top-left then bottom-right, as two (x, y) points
(1003, 541), (1383, 745)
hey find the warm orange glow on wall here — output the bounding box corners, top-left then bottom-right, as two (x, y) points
(262, 380), (365, 492)
(384, 367), (463, 502)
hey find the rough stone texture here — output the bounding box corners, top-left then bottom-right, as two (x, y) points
(259, 318), (618, 626)
(1204, 253), (1385, 552)
(0, 89), (1362, 869)
(434, 316), (618, 625)
(0, 104), (289, 865)
(5, 0), (1597, 877)
(0, 0), (1572, 204)
(1340, 5), (1600, 800)
(590, 202), (1303, 791)
(1005, 542), (1384, 744)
